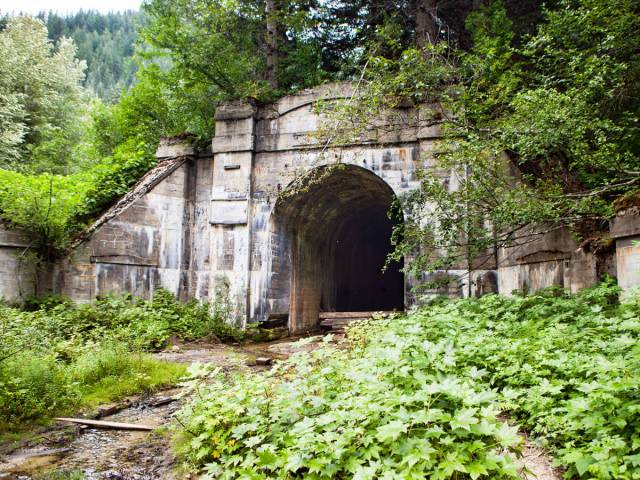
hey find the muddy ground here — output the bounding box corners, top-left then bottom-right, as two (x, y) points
(0, 335), (562, 480)
(0, 337), (312, 480)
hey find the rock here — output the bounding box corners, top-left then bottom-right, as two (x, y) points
(255, 357), (273, 366)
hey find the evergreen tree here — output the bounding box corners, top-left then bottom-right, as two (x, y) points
(39, 10), (140, 102)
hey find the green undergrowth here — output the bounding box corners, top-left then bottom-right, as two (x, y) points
(176, 280), (640, 479)
(0, 289), (241, 431)
(75, 350), (187, 407)
(33, 470), (86, 480)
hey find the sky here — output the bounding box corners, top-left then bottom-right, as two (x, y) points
(0, 0), (140, 15)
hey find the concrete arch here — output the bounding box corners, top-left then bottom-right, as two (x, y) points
(270, 164), (405, 332)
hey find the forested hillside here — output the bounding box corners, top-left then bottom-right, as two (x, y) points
(38, 10), (141, 101)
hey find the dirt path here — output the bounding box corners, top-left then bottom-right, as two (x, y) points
(0, 336), (326, 479)
(0, 335), (562, 480)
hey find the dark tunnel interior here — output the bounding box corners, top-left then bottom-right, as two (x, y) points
(332, 204), (404, 312)
(275, 165), (405, 328)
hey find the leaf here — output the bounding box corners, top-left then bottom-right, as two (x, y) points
(575, 456), (594, 475)
(468, 461), (489, 479)
(495, 423), (521, 448)
(257, 449), (278, 468)
(376, 420), (407, 442)
(450, 408), (479, 431)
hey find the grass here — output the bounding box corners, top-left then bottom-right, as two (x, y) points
(78, 354), (186, 406)
(0, 350), (186, 436)
(0, 288), (232, 432)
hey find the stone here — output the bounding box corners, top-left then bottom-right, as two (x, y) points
(1, 84), (637, 330)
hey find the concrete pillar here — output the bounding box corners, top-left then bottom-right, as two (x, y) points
(0, 225), (35, 302)
(209, 102), (257, 326)
(156, 136), (199, 302)
(610, 208), (640, 294)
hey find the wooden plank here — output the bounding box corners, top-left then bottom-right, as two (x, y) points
(319, 311), (385, 320)
(55, 417), (155, 431)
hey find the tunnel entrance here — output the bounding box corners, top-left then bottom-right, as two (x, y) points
(333, 203), (404, 311)
(274, 165), (404, 332)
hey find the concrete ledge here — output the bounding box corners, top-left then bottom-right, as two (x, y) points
(0, 225), (31, 248)
(156, 136), (196, 159)
(610, 210), (640, 239)
(214, 101), (256, 121)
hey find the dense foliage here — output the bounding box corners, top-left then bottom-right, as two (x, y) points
(178, 282), (640, 479)
(405, 281), (640, 479)
(0, 289), (241, 428)
(0, 14), (219, 259)
(0, 142), (153, 259)
(320, 0), (640, 277)
(0, 17), (87, 173)
(177, 327), (522, 479)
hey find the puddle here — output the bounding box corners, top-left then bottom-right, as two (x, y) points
(1, 392), (181, 480)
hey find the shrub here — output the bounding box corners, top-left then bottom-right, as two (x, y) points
(0, 352), (78, 424)
(176, 281), (640, 479)
(0, 288), (237, 429)
(72, 341), (137, 385)
(177, 333), (522, 479)
(23, 294), (73, 312)
(4, 288), (243, 353)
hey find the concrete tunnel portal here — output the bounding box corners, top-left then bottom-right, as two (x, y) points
(274, 164), (405, 331)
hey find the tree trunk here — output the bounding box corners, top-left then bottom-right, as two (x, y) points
(415, 0), (438, 49)
(265, 0), (279, 90)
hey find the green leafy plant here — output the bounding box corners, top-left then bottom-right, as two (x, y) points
(177, 281), (640, 479)
(0, 289), (239, 429)
(177, 327), (522, 479)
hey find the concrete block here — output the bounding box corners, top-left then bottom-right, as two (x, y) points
(156, 136), (196, 159)
(211, 200), (248, 225)
(616, 237), (640, 292)
(611, 210), (640, 239)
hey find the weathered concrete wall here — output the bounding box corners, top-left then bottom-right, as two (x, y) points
(498, 226), (578, 294)
(53, 139), (201, 304)
(0, 224), (35, 302)
(208, 84), (460, 332)
(496, 225), (618, 295)
(611, 207), (640, 294)
(20, 82), (635, 333)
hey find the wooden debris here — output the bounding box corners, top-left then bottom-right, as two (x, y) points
(319, 311), (399, 332)
(55, 417), (156, 431)
(318, 311), (383, 320)
(149, 396), (177, 407)
(255, 356), (273, 366)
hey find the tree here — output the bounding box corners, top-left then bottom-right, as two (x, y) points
(415, 0), (438, 48)
(141, 0), (330, 100)
(40, 10), (141, 101)
(0, 16), (87, 174)
(319, 0), (640, 281)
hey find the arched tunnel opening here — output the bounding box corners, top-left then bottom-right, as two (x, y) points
(274, 165), (404, 331)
